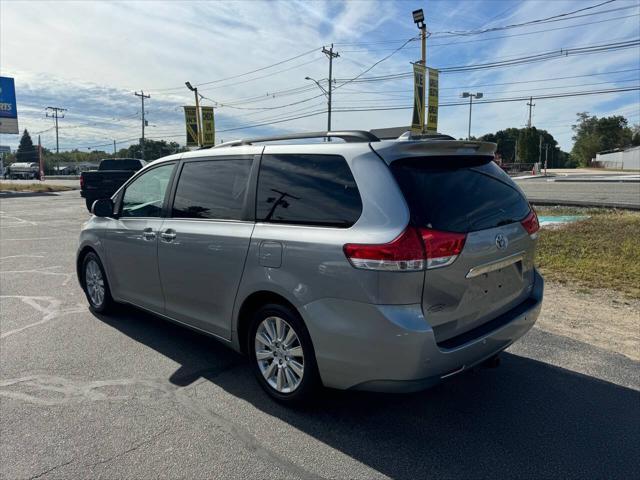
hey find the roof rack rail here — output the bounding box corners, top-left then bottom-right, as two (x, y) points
(212, 130), (380, 148)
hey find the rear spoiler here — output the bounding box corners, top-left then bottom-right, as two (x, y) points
(371, 140), (497, 164)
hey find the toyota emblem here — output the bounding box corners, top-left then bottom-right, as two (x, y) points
(495, 234), (508, 250)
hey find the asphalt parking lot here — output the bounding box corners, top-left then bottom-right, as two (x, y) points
(1, 191), (639, 479)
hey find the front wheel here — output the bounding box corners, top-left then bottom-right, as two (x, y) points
(81, 252), (113, 313)
(248, 304), (320, 405)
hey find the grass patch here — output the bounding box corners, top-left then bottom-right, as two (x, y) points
(535, 208), (640, 298)
(0, 182), (73, 192)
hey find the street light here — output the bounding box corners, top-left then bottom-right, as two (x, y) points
(461, 92), (483, 140)
(305, 76), (332, 138)
(412, 9), (425, 28)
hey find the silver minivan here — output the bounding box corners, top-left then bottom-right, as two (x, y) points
(77, 131), (543, 404)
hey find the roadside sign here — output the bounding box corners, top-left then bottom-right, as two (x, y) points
(183, 106), (199, 147)
(0, 77), (19, 134)
(426, 68), (439, 133)
(201, 106), (215, 146)
(0, 145), (11, 154)
(411, 63), (426, 134)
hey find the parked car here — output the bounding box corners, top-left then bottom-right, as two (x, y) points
(77, 131), (543, 404)
(80, 158), (145, 211)
(7, 162), (40, 179)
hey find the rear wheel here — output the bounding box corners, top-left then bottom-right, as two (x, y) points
(85, 199), (94, 211)
(248, 303), (320, 404)
(81, 252), (113, 313)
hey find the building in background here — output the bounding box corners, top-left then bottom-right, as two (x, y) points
(595, 146), (640, 170)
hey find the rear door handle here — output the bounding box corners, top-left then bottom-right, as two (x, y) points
(160, 229), (177, 242)
(142, 227), (156, 241)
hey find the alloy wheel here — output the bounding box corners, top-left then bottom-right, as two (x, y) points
(254, 316), (305, 393)
(85, 259), (105, 307)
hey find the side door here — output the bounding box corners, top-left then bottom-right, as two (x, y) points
(103, 162), (177, 313)
(157, 154), (258, 340)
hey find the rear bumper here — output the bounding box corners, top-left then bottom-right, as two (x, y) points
(302, 269), (543, 392)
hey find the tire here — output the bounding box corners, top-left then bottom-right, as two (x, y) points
(85, 199), (94, 212)
(81, 252), (114, 313)
(248, 303), (320, 405)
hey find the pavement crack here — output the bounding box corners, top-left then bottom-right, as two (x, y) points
(85, 428), (169, 468)
(28, 459), (74, 479)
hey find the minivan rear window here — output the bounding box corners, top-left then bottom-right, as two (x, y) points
(391, 157), (530, 233)
(256, 154), (362, 228)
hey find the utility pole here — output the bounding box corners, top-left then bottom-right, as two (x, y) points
(544, 143), (549, 175)
(113, 140), (117, 155)
(45, 106), (66, 154)
(185, 82), (203, 147)
(46, 106), (66, 174)
(322, 44), (339, 139)
(526, 97), (535, 128)
(134, 91), (150, 160)
(538, 135), (543, 174)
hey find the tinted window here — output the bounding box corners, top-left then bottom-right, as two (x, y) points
(121, 163), (174, 218)
(172, 159), (252, 220)
(256, 154), (362, 228)
(391, 157), (530, 233)
(100, 159), (144, 171)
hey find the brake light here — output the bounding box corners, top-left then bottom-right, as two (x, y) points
(79, 175), (84, 188)
(419, 228), (467, 269)
(344, 227), (467, 271)
(344, 227), (425, 271)
(521, 209), (540, 239)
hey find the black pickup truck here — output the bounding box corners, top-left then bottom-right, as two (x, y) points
(80, 158), (146, 211)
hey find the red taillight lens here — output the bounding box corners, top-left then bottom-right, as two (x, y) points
(419, 228), (467, 269)
(344, 227), (467, 271)
(521, 209), (540, 238)
(79, 175), (84, 188)
(344, 227), (425, 271)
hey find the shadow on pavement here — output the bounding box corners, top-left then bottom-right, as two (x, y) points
(0, 191), (62, 198)
(95, 306), (640, 479)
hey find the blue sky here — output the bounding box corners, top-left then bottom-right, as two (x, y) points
(1, 0), (639, 152)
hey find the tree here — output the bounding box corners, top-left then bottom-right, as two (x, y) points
(126, 139), (186, 161)
(571, 112), (634, 166)
(631, 124), (640, 146)
(16, 129), (37, 162)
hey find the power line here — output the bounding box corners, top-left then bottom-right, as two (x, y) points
(339, 13), (640, 53)
(428, 0), (619, 37)
(149, 47), (321, 93)
(333, 37), (418, 91)
(336, 68), (640, 95)
(333, 39), (640, 83)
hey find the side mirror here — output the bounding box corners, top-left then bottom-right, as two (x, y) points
(92, 198), (114, 217)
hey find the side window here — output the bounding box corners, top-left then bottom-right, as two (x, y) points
(172, 158), (252, 220)
(256, 154), (362, 228)
(121, 163), (175, 218)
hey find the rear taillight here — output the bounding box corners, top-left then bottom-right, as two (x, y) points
(521, 209), (540, 239)
(419, 228), (467, 269)
(79, 175), (84, 188)
(344, 227), (425, 271)
(344, 227), (466, 271)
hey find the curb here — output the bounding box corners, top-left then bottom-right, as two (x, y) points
(529, 199), (640, 211)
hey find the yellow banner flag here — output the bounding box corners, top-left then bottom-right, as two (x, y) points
(201, 106), (215, 146)
(183, 106), (199, 147)
(427, 68), (439, 133)
(411, 62), (426, 134)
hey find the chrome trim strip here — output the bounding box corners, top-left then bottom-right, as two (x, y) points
(466, 251), (525, 279)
